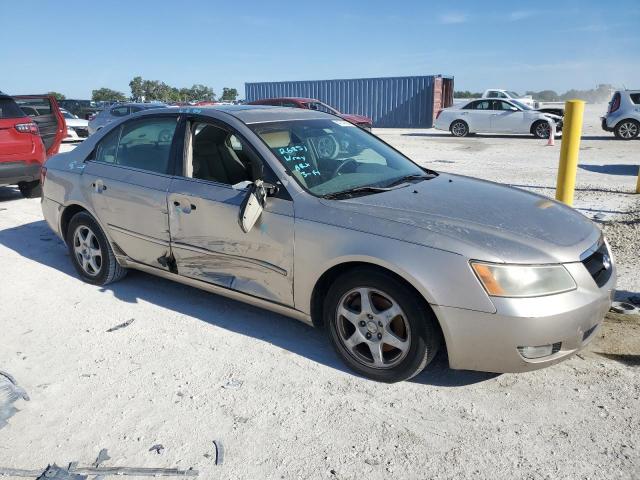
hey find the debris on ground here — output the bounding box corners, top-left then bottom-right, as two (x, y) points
(149, 444), (164, 455)
(222, 379), (243, 389)
(0, 371), (29, 429)
(610, 301), (639, 315)
(93, 449), (110, 467)
(212, 440), (223, 465)
(106, 319), (134, 333)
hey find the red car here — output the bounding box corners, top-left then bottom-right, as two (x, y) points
(248, 97), (373, 130)
(0, 93), (65, 197)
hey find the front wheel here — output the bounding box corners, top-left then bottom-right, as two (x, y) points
(450, 120), (469, 137)
(18, 180), (42, 198)
(614, 120), (639, 140)
(532, 120), (551, 139)
(325, 269), (441, 383)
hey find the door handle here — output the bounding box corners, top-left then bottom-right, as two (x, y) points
(91, 181), (107, 193)
(173, 200), (196, 214)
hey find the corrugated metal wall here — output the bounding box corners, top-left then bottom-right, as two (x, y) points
(245, 75), (451, 128)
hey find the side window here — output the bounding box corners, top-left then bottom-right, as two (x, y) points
(110, 106), (129, 117)
(499, 101), (515, 110)
(93, 117), (177, 174)
(497, 92), (507, 98)
(630, 93), (640, 105)
(187, 122), (254, 186)
(94, 127), (121, 164)
(281, 101), (299, 108)
(463, 101), (477, 110)
(475, 100), (491, 110)
(486, 91), (498, 98)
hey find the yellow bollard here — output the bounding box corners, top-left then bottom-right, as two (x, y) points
(636, 166), (640, 194)
(555, 99), (585, 206)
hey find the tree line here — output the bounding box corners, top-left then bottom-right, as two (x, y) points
(48, 77), (238, 103)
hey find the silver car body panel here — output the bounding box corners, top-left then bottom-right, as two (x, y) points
(41, 105), (615, 373)
(603, 90), (640, 129)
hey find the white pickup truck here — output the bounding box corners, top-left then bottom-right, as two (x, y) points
(482, 89), (564, 117)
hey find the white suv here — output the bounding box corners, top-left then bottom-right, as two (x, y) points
(601, 90), (640, 140)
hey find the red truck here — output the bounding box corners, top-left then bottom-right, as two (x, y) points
(0, 93), (66, 197)
(248, 97), (373, 130)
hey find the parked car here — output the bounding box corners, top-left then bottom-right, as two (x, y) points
(482, 89), (535, 108)
(88, 102), (166, 135)
(601, 90), (640, 139)
(435, 99), (563, 138)
(58, 99), (101, 120)
(1, 93), (65, 197)
(248, 97), (373, 130)
(61, 109), (89, 141)
(40, 105), (614, 382)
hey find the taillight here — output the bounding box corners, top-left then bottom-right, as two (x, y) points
(609, 93), (621, 113)
(15, 122), (39, 135)
(436, 109), (443, 119)
(40, 166), (47, 186)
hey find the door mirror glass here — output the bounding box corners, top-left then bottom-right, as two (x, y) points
(239, 180), (267, 233)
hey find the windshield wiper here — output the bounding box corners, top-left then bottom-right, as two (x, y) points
(322, 185), (396, 200)
(384, 173), (436, 188)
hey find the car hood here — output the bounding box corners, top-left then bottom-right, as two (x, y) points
(319, 173), (599, 263)
(340, 113), (372, 125)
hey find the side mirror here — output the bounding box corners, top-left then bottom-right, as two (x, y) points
(238, 180), (267, 233)
(509, 106), (518, 111)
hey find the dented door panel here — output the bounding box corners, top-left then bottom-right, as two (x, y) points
(168, 177), (294, 306)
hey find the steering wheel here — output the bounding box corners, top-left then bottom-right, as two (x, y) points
(315, 135), (340, 159)
(332, 158), (358, 177)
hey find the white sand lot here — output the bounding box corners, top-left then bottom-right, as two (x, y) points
(0, 103), (638, 479)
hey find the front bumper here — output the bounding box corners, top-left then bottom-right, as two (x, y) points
(0, 161), (41, 186)
(434, 260), (615, 373)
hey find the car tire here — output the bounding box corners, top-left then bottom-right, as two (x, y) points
(532, 120), (551, 139)
(66, 212), (127, 286)
(450, 120), (469, 137)
(324, 268), (441, 383)
(18, 180), (42, 198)
(614, 120), (639, 140)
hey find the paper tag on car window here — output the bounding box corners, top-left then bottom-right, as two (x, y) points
(332, 120), (355, 127)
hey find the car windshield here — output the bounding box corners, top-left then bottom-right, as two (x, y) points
(250, 118), (431, 197)
(510, 100), (532, 110)
(507, 91), (521, 97)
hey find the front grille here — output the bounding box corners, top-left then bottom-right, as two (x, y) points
(551, 342), (562, 354)
(73, 127), (89, 138)
(581, 241), (613, 288)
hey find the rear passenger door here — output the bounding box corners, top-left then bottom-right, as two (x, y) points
(462, 100), (493, 132)
(82, 114), (179, 270)
(13, 95), (66, 157)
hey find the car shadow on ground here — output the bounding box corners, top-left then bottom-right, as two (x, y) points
(0, 219), (496, 387)
(579, 164), (640, 176)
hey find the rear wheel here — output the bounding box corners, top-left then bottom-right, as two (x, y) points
(66, 212), (127, 285)
(614, 120), (639, 140)
(532, 120), (551, 139)
(450, 120), (469, 137)
(18, 180), (42, 198)
(325, 269), (441, 383)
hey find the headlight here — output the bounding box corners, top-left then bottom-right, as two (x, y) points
(470, 262), (576, 297)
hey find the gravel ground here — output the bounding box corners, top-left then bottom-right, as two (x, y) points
(0, 104), (638, 479)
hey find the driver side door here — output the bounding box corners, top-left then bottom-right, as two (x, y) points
(490, 100), (526, 133)
(168, 117), (295, 306)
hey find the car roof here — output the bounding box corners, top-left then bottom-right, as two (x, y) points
(135, 104), (332, 124)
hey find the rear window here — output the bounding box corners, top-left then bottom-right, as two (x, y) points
(14, 97), (52, 116)
(630, 93), (640, 105)
(0, 97), (27, 119)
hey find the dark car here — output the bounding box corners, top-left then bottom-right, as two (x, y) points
(248, 97), (373, 130)
(58, 99), (101, 120)
(0, 93), (66, 197)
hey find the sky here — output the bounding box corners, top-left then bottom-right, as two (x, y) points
(1, 0), (639, 99)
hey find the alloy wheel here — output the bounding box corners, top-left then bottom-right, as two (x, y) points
(618, 121), (638, 139)
(536, 122), (551, 138)
(335, 287), (411, 369)
(451, 122), (467, 137)
(73, 225), (102, 276)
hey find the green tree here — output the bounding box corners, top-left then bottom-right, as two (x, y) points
(48, 91), (66, 100)
(92, 88), (127, 102)
(220, 87), (238, 102)
(129, 76), (145, 101)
